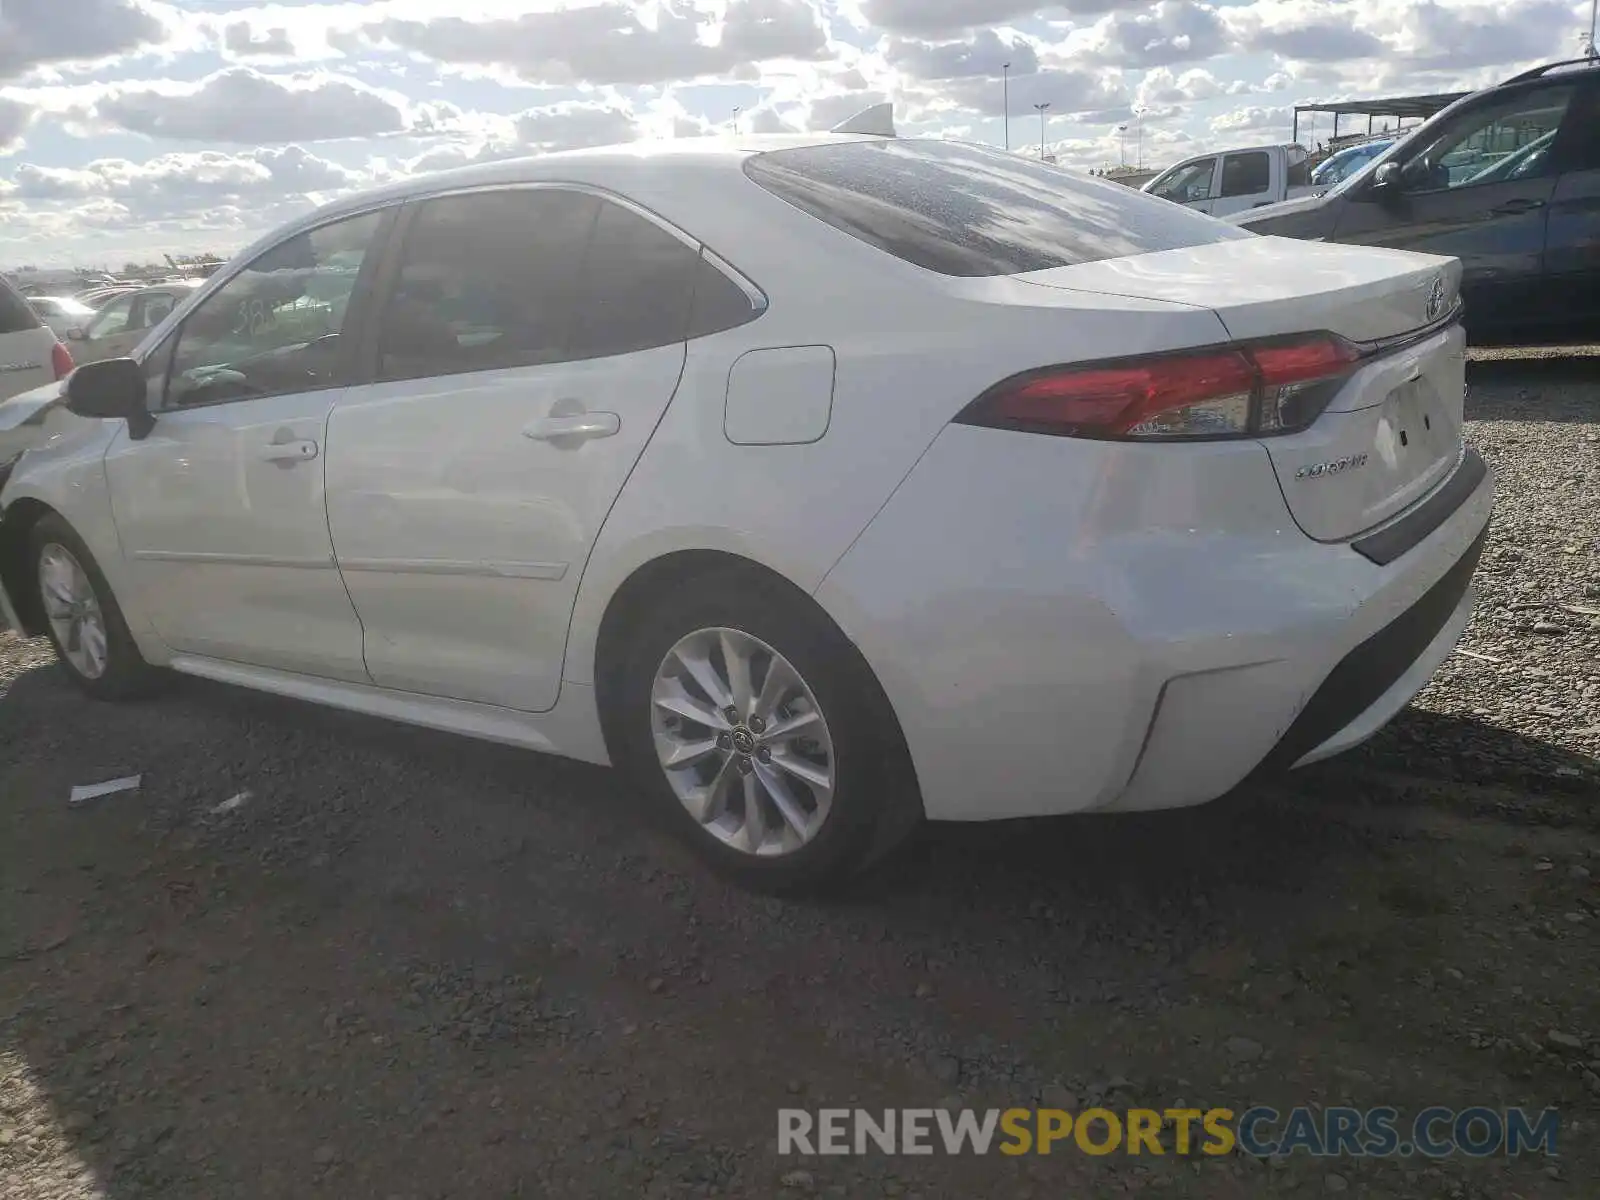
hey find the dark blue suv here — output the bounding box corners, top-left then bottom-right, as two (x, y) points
(1234, 58), (1600, 344)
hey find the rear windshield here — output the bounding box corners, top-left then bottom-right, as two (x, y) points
(743, 139), (1252, 278)
(0, 278), (41, 335)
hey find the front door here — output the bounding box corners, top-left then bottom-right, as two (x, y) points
(325, 187), (708, 712)
(1332, 79), (1579, 332)
(103, 208), (392, 680)
(1146, 156), (1218, 214)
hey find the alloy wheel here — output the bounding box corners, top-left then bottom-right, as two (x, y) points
(38, 543), (109, 681)
(650, 626), (836, 857)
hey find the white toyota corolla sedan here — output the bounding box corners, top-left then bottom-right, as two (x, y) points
(0, 118), (1493, 891)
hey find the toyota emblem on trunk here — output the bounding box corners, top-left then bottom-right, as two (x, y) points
(1426, 277), (1446, 321)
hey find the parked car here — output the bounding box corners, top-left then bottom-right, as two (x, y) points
(26, 296), (100, 339)
(65, 283), (198, 365)
(1310, 139), (1395, 188)
(0, 122), (1493, 891)
(72, 285), (141, 308)
(1231, 58), (1600, 343)
(1142, 143), (1317, 216)
(0, 276), (72, 407)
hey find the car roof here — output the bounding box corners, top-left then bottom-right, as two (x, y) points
(225, 132), (885, 266)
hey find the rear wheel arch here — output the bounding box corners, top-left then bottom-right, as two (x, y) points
(0, 497), (59, 636)
(594, 549), (925, 888)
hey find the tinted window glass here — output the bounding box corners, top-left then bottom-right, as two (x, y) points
(1221, 152), (1271, 198)
(1401, 84), (1574, 191)
(0, 278), (42, 335)
(747, 141), (1249, 278)
(378, 190), (599, 382)
(568, 200), (700, 359)
(688, 253), (760, 339)
(165, 209), (384, 409)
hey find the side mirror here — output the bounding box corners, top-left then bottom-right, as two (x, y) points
(1369, 161), (1403, 197)
(64, 357), (155, 441)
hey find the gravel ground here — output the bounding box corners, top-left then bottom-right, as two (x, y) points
(3, 352), (1599, 1200)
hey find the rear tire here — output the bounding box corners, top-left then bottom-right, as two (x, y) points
(29, 514), (166, 701)
(609, 569), (920, 894)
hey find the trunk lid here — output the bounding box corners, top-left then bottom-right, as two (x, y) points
(1016, 238), (1468, 542)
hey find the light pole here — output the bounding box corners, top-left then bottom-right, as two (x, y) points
(1034, 102), (1050, 160)
(1002, 62), (1011, 150)
(1132, 105), (1145, 170)
(1588, 0), (1598, 57)
(731, 106), (741, 134)
(1118, 124), (1128, 167)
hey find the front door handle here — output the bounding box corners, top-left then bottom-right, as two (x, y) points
(260, 438), (319, 464)
(1491, 198), (1546, 215)
(522, 412), (620, 443)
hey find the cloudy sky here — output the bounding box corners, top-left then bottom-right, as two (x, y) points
(0, 0), (1593, 266)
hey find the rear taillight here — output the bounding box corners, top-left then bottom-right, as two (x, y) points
(51, 341), (74, 381)
(957, 333), (1365, 441)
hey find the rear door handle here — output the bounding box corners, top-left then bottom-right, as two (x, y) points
(522, 412), (620, 443)
(1491, 198), (1546, 215)
(260, 438), (319, 464)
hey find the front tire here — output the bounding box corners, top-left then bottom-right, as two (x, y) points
(610, 570), (919, 893)
(30, 514), (165, 701)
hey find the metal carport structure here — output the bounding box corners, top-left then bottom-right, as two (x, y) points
(1292, 92), (1468, 147)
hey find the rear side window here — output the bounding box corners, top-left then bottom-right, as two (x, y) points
(0, 278), (41, 335)
(745, 139), (1251, 277)
(567, 200), (700, 360)
(1221, 152), (1271, 197)
(378, 189), (600, 382)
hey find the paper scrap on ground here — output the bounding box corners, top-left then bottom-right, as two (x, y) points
(211, 791), (251, 815)
(68, 775), (142, 807)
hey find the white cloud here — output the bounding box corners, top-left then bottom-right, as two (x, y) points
(859, 0), (1118, 37)
(353, 0), (831, 88)
(86, 68), (424, 143)
(1210, 103), (1294, 135)
(223, 23), (298, 60)
(0, 99), (33, 153)
(1074, 1), (1231, 68)
(885, 30), (1041, 80)
(0, 0), (171, 82)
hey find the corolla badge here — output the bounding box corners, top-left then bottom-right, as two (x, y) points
(1295, 453), (1369, 480)
(1426, 276), (1446, 321)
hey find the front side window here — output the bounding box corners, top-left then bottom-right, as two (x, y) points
(1220, 152), (1271, 198)
(86, 295), (135, 340)
(1399, 84), (1575, 192)
(162, 209), (386, 410)
(1148, 157), (1218, 204)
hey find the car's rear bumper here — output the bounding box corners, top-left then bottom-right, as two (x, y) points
(816, 425), (1494, 822)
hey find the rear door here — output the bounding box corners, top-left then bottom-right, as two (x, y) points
(1541, 74), (1600, 328)
(1210, 149), (1276, 217)
(0, 280), (58, 402)
(1331, 79), (1579, 333)
(326, 187), (726, 711)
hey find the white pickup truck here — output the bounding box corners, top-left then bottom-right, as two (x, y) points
(1141, 143), (1319, 218)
